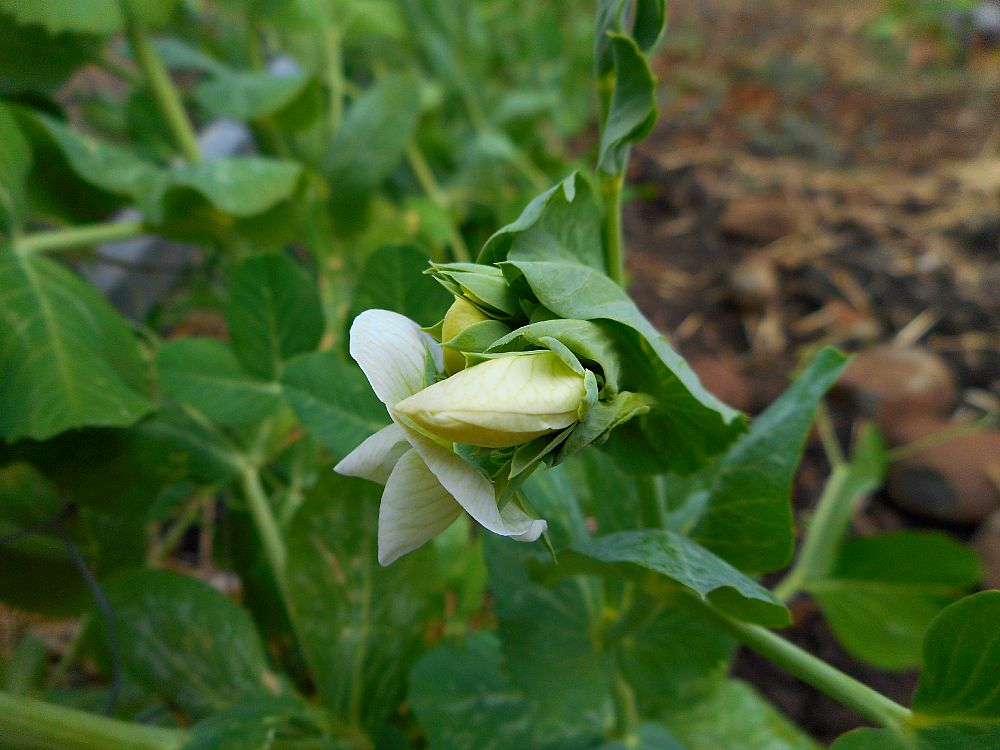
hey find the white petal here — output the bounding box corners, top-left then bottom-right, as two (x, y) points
(334, 423), (408, 484)
(348, 309), (442, 406)
(396, 420), (539, 539)
(378, 449), (462, 565)
(501, 503), (548, 542)
(394, 351), (584, 447)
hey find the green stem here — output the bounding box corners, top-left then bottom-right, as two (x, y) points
(814, 402), (845, 467)
(325, 26), (345, 131)
(679, 597), (912, 731)
(151, 489), (210, 565)
(773, 436), (882, 602)
(240, 466), (288, 594)
(15, 221), (146, 254)
(636, 475), (662, 528)
(0, 691), (187, 750)
(610, 648), (639, 738)
(600, 172), (625, 285)
(773, 465), (853, 602)
(405, 141), (471, 262)
(123, 7), (202, 163)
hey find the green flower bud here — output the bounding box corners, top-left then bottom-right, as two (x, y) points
(393, 350), (586, 448)
(441, 297), (491, 375)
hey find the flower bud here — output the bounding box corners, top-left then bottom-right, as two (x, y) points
(441, 297), (491, 375)
(393, 350), (586, 448)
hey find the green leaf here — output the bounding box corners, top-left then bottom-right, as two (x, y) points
(617, 598), (735, 714)
(809, 532), (980, 671)
(553, 529), (790, 626)
(410, 631), (601, 750)
(409, 633), (536, 750)
(0, 0), (177, 33)
(0, 245), (154, 442)
(157, 338), (284, 428)
(830, 729), (913, 750)
(193, 70), (311, 121)
(479, 173), (605, 272)
(225, 254), (324, 380)
(31, 113), (164, 208)
(677, 347), (849, 573)
(280, 350), (386, 458)
(324, 73), (422, 226)
(348, 245), (451, 328)
(485, 534), (612, 740)
(501, 248), (745, 474)
(157, 157), (302, 224)
(102, 568), (293, 720)
(0, 15), (96, 95)
(597, 33), (657, 174)
(908, 591), (1000, 748)
(182, 698), (320, 750)
(664, 679), (820, 750)
(0, 104), (32, 234)
(595, 723), (686, 750)
(285, 473), (437, 729)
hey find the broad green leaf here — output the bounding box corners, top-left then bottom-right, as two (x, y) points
(0, 15), (96, 95)
(324, 73), (422, 226)
(157, 338), (283, 428)
(596, 723), (685, 750)
(552, 529), (790, 626)
(664, 679), (820, 750)
(193, 70), (311, 121)
(0, 104), (31, 233)
(53, 414), (241, 514)
(907, 591), (1000, 748)
(225, 254), (324, 380)
(348, 245), (451, 329)
(409, 633), (536, 750)
(501, 249), (745, 473)
(830, 729), (912, 750)
(3, 634), (48, 695)
(102, 569), (292, 720)
(479, 173), (604, 272)
(31, 113), (163, 208)
(677, 347), (849, 573)
(280, 350), (385, 458)
(0, 246), (154, 442)
(809, 532), (980, 670)
(182, 698), (321, 750)
(410, 631), (601, 750)
(485, 534), (612, 741)
(0, 462), (91, 615)
(157, 157), (302, 223)
(0, 0), (177, 33)
(597, 33), (657, 174)
(617, 597), (735, 714)
(285, 473), (437, 730)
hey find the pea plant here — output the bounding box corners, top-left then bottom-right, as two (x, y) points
(0, 2), (996, 749)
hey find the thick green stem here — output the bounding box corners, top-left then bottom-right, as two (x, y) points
(601, 172), (625, 286)
(240, 466), (288, 594)
(15, 221), (146, 254)
(0, 691), (187, 750)
(123, 8), (202, 163)
(679, 597), (912, 731)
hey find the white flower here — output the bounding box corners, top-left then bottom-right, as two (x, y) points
(394, 349), (586, 448)
(334, 309), (547, 566)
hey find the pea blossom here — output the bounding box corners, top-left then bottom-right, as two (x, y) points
(335, 309), (566, 565)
